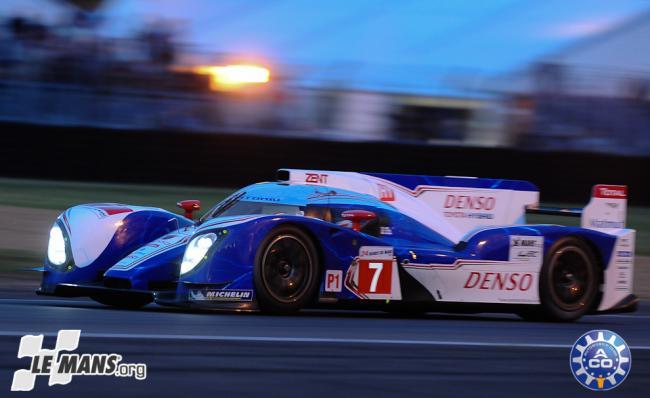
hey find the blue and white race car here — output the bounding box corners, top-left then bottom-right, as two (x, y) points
(38, 169), (637, 321)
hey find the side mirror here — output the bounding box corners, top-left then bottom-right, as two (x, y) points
(177, 200), (201, 219)
(341, 210), (376, 232)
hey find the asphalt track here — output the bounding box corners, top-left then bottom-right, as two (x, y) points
(1, 298), (649, 397)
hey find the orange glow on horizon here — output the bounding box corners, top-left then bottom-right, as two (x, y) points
(194, 64), (270, 90)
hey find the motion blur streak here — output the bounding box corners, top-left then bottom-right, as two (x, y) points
(194, 64), (271, 90)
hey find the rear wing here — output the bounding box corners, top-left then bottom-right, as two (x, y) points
(526, 184), (628, 231)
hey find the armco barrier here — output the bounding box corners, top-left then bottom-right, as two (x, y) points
(1, 122), (648, 205)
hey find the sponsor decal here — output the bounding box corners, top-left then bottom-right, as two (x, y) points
(444, 194), (495, 211)
(377, 184), (395, 202)
(11, 330), (146, 391)
(570, 330), (631, 391)
(344, 246), (402, 300)
(242, 195), (281, 202)
(589, 220), (625, 229)
(463, 272), (533, 291)
(612, 233), (634, 292)
(188, 289), (253, 302)
(593, 185), (627, 199)
(305, 173), (328, 184)
(509, 235), (543, 265)
(443, 195), (496, 220)
(359, 247), (394, 258)
(379, 226), (393, 236)
(324, 270), (343, 292)
(357, 259), (393, 295)
(443, 211), (494, 219)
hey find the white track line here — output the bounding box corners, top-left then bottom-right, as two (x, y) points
(1, 299), (649, 317)
(596, 314), (650, 319)
(1, 331), (650, 350)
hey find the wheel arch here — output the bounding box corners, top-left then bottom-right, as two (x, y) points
(544, 233), (605, 314)
(252, 221), (325, 312)
(268, 221), (325, 275)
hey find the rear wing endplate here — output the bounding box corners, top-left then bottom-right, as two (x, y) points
(526, 184), (628, 231)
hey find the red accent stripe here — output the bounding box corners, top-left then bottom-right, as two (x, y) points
(95, 206), (133, 216)
(403, 259), (506, 270)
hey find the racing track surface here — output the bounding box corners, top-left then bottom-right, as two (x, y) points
(0, 298), (649, 398)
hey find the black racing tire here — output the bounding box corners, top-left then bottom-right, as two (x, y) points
(90, 294), (152, 309)
(253, 225), (321, 314)
(537, 237), (599, 322)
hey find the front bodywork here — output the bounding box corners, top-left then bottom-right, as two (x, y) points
(38, 204), (193, 302)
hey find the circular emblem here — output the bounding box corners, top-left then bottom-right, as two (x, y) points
(570, 330), (631, 391)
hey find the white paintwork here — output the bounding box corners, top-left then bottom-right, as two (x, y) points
(404, 237), (542, 305)
(59, 204), (177, 268)
(281, 169), (539, 243)
(598, 229), (635, 311)
(581, 186), (627, 231)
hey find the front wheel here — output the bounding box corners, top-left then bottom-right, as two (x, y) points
(254, 225), (321, 313)
(537, 237), (599, 322)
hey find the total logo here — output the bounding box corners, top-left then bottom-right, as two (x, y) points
(594, 185), (627, 199)
(570, 330), (631, 391)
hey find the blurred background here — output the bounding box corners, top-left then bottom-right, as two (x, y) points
(0, 4), (649, 395)
(0, 0), (648, 152)
(2, 0), (649, 276)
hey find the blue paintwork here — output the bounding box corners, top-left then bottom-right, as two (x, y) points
(363, 172), (538, 192)
(40, 210), (192, 293)
(171, 182), (617, 305)
(103, 241), (188, 290)
(41, 180), (618, 306)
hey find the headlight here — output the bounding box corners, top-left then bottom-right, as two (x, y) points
(47, 225), (67, 265)
(180, 233), (217, 275)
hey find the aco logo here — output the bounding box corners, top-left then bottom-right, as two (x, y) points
(570, 330), (631, 391)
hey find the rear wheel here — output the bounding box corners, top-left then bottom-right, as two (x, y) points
(254, 226), (321, 313)
(536, 237), (599, 321)
(90, 294), (152, 309)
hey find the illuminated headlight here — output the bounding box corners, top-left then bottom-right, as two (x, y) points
(180, 233), (217, 275)
(47, 225), (67, 265)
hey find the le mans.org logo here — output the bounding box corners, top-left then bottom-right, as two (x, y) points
(11, 330), (147, 392)
(570, 330), (631, 391)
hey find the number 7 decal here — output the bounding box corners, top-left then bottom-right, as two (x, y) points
(368, 262), (383, 292)
(358, 259), (392, 295)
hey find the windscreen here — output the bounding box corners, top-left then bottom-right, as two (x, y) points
(213, 201), (302, 218)
(200, 190), (303, 222)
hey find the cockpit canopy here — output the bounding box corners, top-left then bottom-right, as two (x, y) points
(201, 182), (453, 246)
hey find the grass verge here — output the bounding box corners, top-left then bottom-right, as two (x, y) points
(0, 178), (233, 213)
